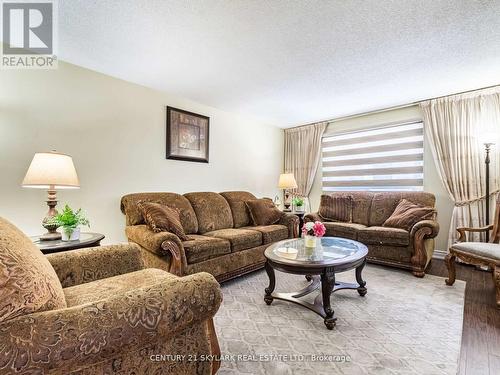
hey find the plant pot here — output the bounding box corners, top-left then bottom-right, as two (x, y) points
(294, 205), (304, 212)
(304, 235), (317, 248)
(61, 227), (80, 241)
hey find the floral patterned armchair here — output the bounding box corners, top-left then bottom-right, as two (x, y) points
(0, 217), (222, 375)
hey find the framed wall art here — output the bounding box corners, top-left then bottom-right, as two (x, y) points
(166, 106), (209, 163)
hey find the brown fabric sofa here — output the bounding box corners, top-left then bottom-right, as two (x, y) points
(121, 191), (299, 282)
(305, 192), (439, 277)
(0, 216), (222, 374)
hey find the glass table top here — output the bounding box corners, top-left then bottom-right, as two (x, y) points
(265, 237), (368, 267)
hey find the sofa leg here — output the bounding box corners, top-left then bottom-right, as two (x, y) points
(494, 266), (500, 309)
(411, 269), (425, 278)
(411, 226), (432, 278)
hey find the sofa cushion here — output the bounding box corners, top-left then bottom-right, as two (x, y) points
(245, 199), (283, 226)
(318, 192), (374, 226)
(220, 191), (257, 228)
(383, 199), (436, 231)
(0, 217), (67, 323)
(64, 268), (176, 307)
(318, 195), (353, 222)
(242, 224), (289, 244)
(204, 228), (262, 252)
(137, 201), (189, 240)
(369, 192), (436, 227)
(350, 192), (374, 226)
(323, 222), (367, 240)
(184, 192), (234, 234)
(121, 192), (198, 234)
(451, 242), (500, 260)
(182, 235), (232, 264)
(357, 226), (410, 246)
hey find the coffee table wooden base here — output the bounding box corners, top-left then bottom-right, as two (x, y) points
(264, 259), (367, 330)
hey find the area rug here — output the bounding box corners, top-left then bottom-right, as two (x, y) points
(214, 264), (465, 375)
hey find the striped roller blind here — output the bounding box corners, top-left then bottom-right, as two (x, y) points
(322, 121), (424, 192)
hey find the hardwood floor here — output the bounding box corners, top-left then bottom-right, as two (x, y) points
(426, 259), (500, 375)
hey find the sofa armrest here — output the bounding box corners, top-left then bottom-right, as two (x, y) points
(126, 225), (187, 275)
(47, 243), (144, 288)
(0, 272), (222, 374)
(304, 212), (322, 223)
(409, 220), (440, 277)
(410, 220), (440, 239)
(279, 213), (300, 238)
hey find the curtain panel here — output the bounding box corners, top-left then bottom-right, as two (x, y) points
(284, 122), (327, 197)
(421, 88), (500, 248)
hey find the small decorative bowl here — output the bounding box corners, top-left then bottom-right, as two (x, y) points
(275, 247), (298, 259)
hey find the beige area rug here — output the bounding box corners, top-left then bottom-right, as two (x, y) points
(214, 264), (465, 375)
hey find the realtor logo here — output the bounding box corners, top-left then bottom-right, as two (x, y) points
(1, 0), (58, 69)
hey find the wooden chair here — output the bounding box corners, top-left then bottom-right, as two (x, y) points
(445, 195), (500, 308)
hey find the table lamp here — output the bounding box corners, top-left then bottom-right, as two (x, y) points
(278, 173), (297, 211)
(22, 151), (80, 240)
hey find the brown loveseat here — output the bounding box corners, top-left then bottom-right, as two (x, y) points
(305, 192), (439, 277)
(0, 217), (222, 375)
(121, 191), (299, 282)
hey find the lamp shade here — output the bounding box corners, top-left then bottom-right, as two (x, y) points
(22, 152), (80, 189)
(278, 173), (298, 189)
(481, 131), (498, 146)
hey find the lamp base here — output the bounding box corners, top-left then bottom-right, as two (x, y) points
(40, 231), (62, 241)
(40, 188), (61, 241)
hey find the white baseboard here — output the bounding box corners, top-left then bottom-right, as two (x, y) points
(432, 249), (447, 260)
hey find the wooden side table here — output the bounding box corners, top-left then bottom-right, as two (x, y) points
(31, 232), (105, 254)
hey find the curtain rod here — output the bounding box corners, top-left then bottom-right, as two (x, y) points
(290, 83), (500, 129)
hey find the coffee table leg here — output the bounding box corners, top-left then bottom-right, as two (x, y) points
(356, 258), (367, 296)
(264, 261), (276, 305)
(321, 268), (336, 330)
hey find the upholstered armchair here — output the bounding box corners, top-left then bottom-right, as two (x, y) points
(445, 195), (500, 308)
(0, 217), (222, 374)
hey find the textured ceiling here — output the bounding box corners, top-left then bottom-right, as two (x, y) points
(57, 0), (500, 127)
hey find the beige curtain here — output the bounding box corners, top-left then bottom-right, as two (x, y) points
(421, 87), (500, 248)
(284, 122), (327, 198)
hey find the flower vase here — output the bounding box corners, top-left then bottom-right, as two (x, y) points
(304, 235), (317, 249)
(61, 227), (80, 241)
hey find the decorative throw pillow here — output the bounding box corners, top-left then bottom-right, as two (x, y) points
(137, 201), (189, 240)
(0, 217), (67, 323)
(318, 195), (353, 222)
(245, 199), (283, 226)
(383, 199), (436, 231)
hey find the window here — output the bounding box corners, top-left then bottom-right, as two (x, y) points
(322, 121), (424, 192)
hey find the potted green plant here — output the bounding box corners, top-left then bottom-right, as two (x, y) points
(292, 196), (305, 212)
(55, 204), (90, 241)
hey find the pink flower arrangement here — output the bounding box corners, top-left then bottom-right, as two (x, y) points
(302, 221), (326, 237)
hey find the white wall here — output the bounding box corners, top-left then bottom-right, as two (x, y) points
(0, 62), (283, 243)
(309, 106), (454, 252)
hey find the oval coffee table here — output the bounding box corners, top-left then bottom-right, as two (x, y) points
(264, 236), (368, 329)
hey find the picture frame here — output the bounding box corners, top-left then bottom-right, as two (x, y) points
(166, 106), (209, 163)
